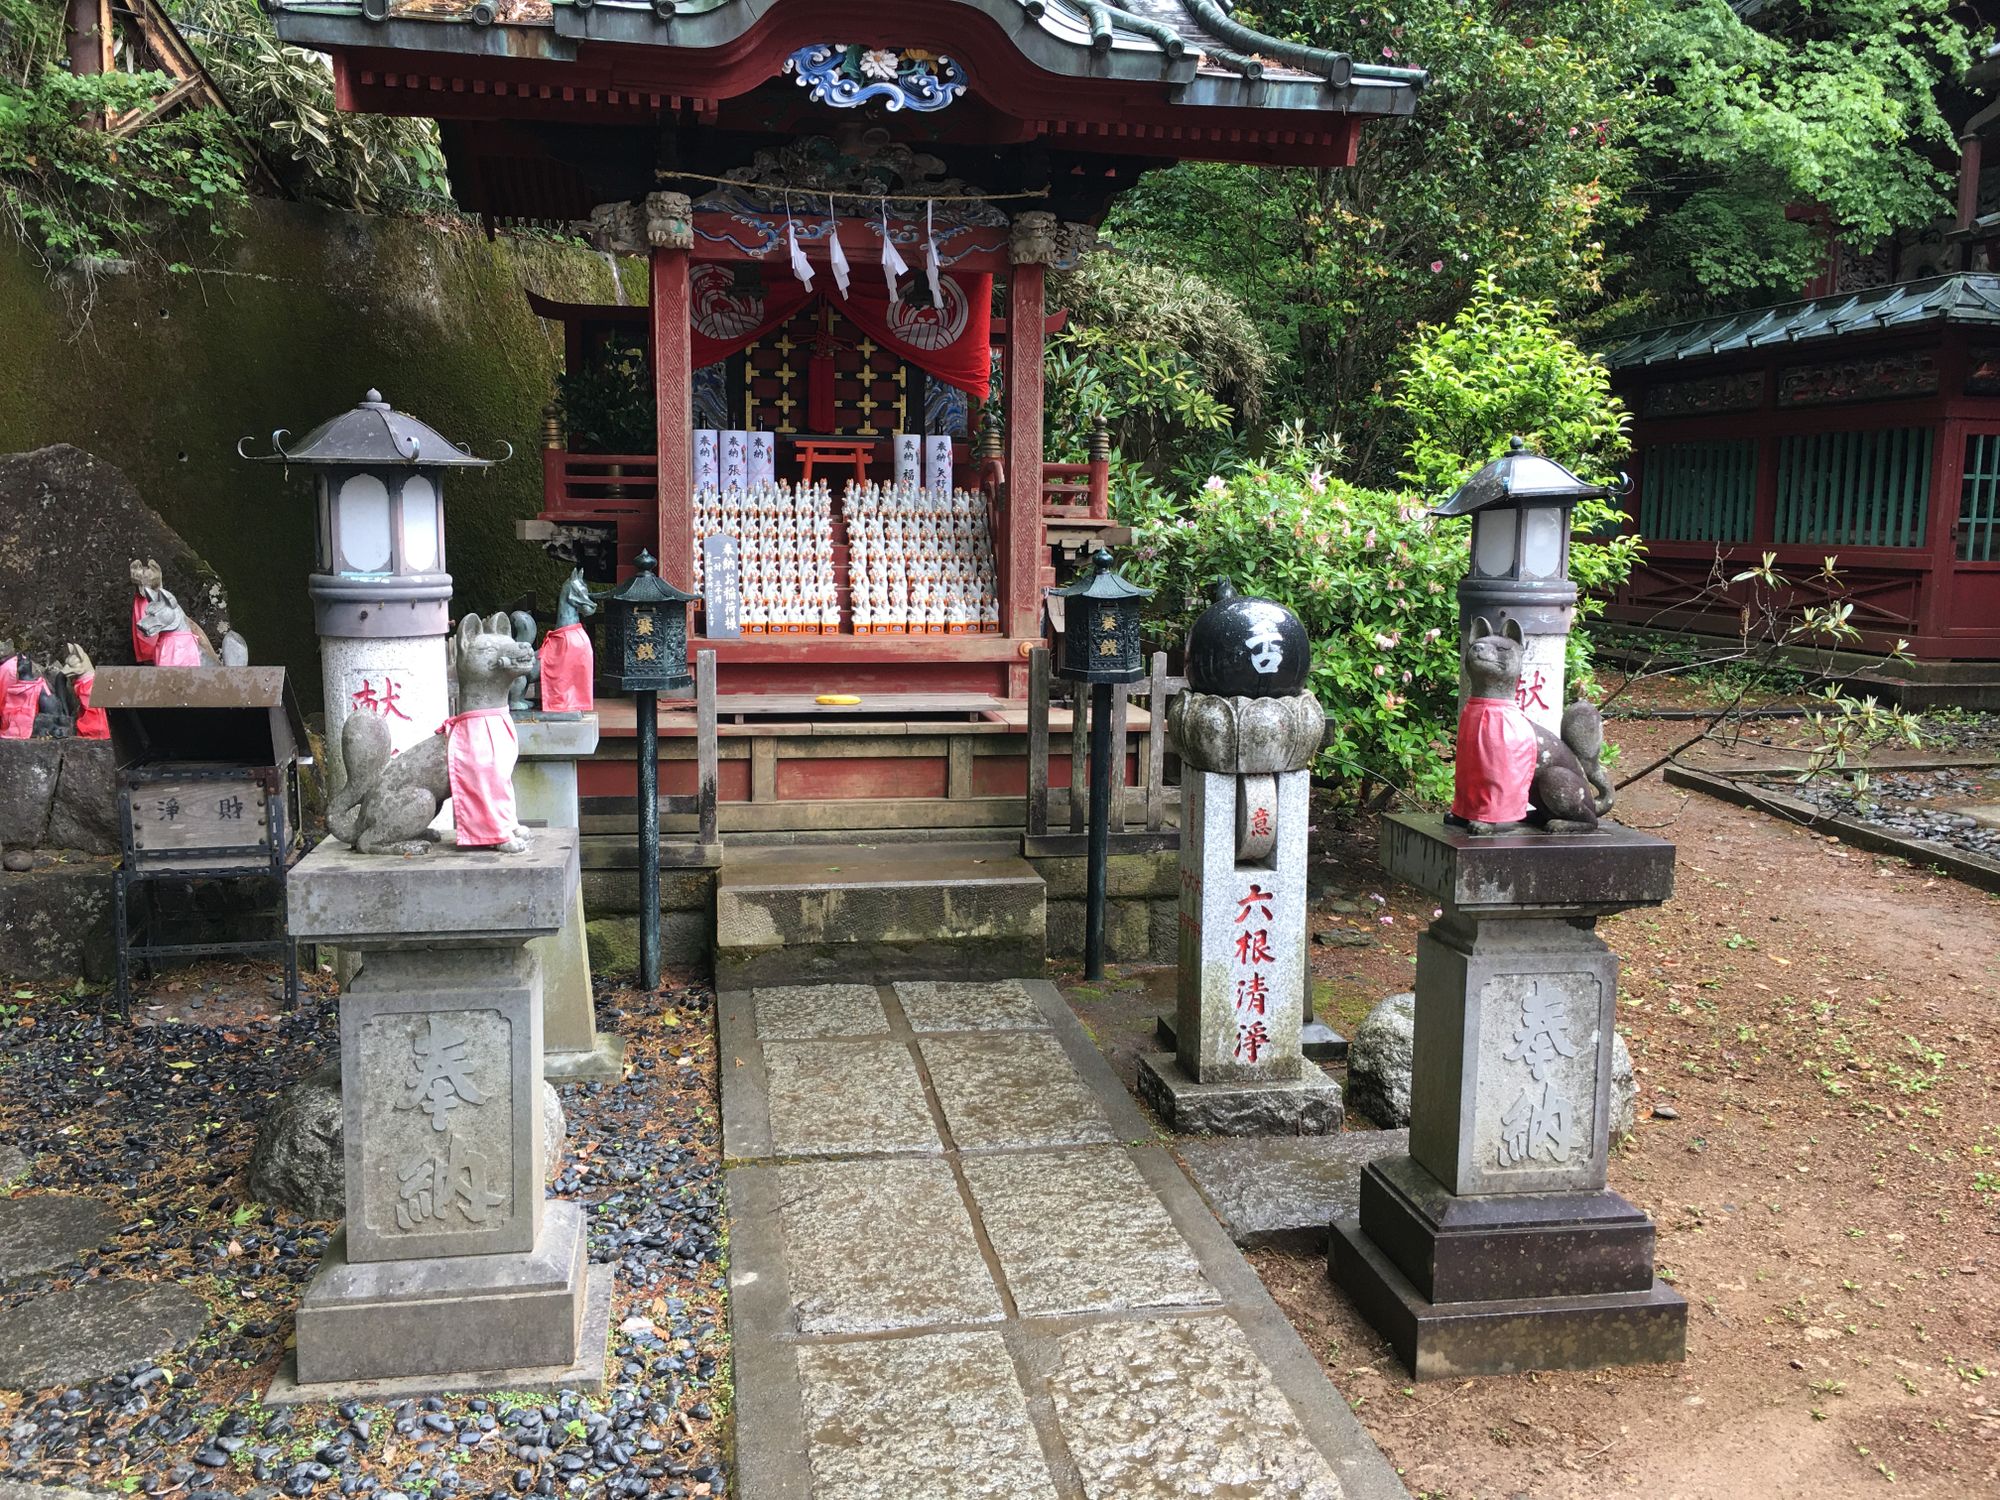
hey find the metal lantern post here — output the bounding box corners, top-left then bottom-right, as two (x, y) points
(1432, 437), (1622, 735)
(239, 389), (506, 789)
(1049, 547), (1152, 980)
(605, 549), (696, 990)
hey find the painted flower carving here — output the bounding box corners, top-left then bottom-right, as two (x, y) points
(859, 49), (902, 81)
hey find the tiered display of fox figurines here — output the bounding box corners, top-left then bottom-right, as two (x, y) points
(846, 483), (1001, 636)
(692, 481), (840, 636)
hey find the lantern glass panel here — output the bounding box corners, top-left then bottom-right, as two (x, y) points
(1520, 503), (1565, 580)
(1471, 508), (1517, 579)
(338, 473), (393, 574)
(400, 476), (439, 572)
(314, 476), (334, 572)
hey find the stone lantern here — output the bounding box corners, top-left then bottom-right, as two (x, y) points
(1435, 438), (1618, 734)
(240, 390), (506, 787)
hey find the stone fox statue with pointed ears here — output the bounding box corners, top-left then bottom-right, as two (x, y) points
(1449, 616), (1615, 836)
(327, 613), (536, 856)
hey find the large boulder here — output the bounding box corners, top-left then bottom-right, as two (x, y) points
(1345, 989), (1638, 1138)
(248, 1063), (569, 1219)
(1346, 991), (1415, 1128)
(0, 445), (226, 667)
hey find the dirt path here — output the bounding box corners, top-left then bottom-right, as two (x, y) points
(1280, 715), (2000, 1500)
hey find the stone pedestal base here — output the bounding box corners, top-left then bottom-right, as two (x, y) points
(1331, 1155), (1686, 1380)
(1136, 1050), (1340, 1136)
(272, 1201), (609, 1402)
(1156, 1012), (1346, 1062)
(544, 1030), (628, 1082)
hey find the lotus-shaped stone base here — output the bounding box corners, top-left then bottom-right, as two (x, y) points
(1168, 689), (1324, 775)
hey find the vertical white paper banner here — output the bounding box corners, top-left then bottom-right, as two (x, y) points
(925, 435), (953, 495)
(895, 433), (922, 486)
(693, 430), (720, 491)
(749, 431), (776, 487)
(722, 430), (749, 494)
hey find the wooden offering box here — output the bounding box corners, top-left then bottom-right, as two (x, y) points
(90, 667), (310, 1004)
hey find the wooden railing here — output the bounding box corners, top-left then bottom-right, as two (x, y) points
(542, 449), (659, 517)
(1023, 646), (1180, 856)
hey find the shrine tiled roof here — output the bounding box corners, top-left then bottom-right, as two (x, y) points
(1604, 274), (2000, 371)
(271, 0), (1424, 114)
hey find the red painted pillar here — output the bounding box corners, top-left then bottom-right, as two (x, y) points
(651, 244), (694, 594)
(1004, 259), (1047, 641)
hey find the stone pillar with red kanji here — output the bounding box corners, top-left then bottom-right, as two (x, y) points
(1137, 583), (1339, 1135)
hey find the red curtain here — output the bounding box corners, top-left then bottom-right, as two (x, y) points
(688, 262), (992, 399)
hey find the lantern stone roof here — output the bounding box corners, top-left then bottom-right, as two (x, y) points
(1432, 440), (1612, 518)
(1604, 273), (2000, 372)
(240, 391), (500, 468)
(609, 551), (699, 604)
(269, 0), (1424, 121)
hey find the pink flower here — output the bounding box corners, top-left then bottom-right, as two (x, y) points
(1373, 631), (1400, 649)
(1401, 669), (1413, 683)
(1363, 528), (1378, 549)
(1306, 468), (1328, 495)
(1203, 475), (1227, 495)
(1372, 663), (1387, 677)
(1430, 260), (1444, 273)
(1422, 627), (1442, 642)
(1380, 914), (1395, 925)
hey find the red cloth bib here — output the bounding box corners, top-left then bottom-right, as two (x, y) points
(131, 594), (157, 664)
(74, 671), (109, 740)
(153, 631), (202, 667)
(1451, 696), (1538, 824)
(537, 623), (595, 714)
(1, 669), (46, 739)
(440, 707), (519, 847)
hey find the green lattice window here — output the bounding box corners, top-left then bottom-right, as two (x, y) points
(1958, 433), (2000, 561)
(1639, 440), (1758, 543)
(1774, 427), (1931, 550)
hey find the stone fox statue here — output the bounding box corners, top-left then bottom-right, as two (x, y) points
(1449, 617), (1615, 836)
(327, 613), (536, 856)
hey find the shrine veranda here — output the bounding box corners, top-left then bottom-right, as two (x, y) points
(266, 0), (1422, 841)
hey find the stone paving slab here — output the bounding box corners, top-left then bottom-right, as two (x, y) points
(720, 978), (1411, 1500)
(963, 1150), (1218, 1317)
(919, 1032), (1121, 1151)
(753, 984), (890, 1041)
(0, 1194), (121, 1284)
(796, 1332), (1057, 1499)
(763, 1040), (940, 1157)
(1178, 1130), (1412, 1249)
(773, 1159), (1004, 1334)
(0, 1279), (207, 1390)
(1044, 1316), (1345, 1500)
(893, 979), (1049, 1033)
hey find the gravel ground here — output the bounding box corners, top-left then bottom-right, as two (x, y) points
(1775, 768), (2000, 859)
(0, 967), (727, 1499)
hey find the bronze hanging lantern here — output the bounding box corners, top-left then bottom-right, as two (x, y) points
(1050, 547), (1152, 685)
(606, 550), (697, 694)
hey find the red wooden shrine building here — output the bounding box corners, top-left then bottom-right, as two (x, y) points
(271, 0), (1422, 832)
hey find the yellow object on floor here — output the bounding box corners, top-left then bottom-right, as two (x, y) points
(816, 693), (862, 705)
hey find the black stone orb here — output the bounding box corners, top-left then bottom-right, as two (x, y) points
(1184, 579), (1310, 698)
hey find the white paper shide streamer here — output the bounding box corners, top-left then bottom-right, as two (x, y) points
(880, 202), (909, 304)
(785, 201), (814, 293)
(828, 194), (852, 297)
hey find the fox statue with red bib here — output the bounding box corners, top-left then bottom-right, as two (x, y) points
(1447, 616), (1614, 836)
(327, 612), (536, 856)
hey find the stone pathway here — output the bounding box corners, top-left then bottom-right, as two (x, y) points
(718, 978), (1408, 1500)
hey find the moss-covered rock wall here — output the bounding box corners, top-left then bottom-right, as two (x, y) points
(0, 202), (625, 705)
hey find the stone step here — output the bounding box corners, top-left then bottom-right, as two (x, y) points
(714, 841), (1045, 987)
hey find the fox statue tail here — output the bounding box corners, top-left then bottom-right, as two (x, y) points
(1561, 700), (1616, 817)
(326, 712), (393, 845)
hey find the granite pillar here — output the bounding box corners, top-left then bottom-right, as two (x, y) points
(1332, 814), (1687, 1380)
(1136, 690), (1338, 1134)
(271, 829), (610, 1403)
(514, 714), (622, 1082)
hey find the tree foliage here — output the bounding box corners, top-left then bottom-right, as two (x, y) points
(1104, 2), (1975, 478)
